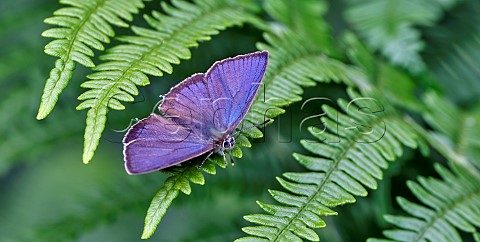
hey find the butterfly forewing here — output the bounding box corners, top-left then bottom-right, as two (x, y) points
(205, 51), (268, 134)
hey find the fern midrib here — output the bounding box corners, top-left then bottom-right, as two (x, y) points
(46, 0), (107, 105)
(412, 186), (480, 241)
(272, 113), (397, 241)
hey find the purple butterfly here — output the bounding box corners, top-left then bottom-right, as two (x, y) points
(123, 51), (269, 174)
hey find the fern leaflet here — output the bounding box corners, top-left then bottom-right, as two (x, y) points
(423, 92), (480, 169)
(263, 0), (336, 56)
(344, 0), (462, 73)
(369, 163), (480, 242)
(37, 0), (147, 119)
(76, 0), (256, 164)
(242, 30), (367, 135)
(343, 32), (425, 113)
(237, 89), (422, 241)
(142, 157), (225, 239)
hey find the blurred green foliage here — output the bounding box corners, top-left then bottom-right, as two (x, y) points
(1, 0), (479, 241)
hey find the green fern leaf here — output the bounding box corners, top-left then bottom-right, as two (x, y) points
(369, 163), (480, 242)
(343, 32), (425, 113)
(238, 89), (423, 241)
(142, 158), (224, 239)
(344, 0), (462, 73)
(243, 30), (368, 134)
(142, 166), (203, 239)
(76, 0), (255, 164)
(263, 0), (336, 56)
(243, 0), (368, 133)
(423, 0), (480, 103)
(37, 0), (147, 120)
(423, 92), (480, 169)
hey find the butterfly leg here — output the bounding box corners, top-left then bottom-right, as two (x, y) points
(217, 150), (228, 166)
(199, 150), (215, 168)
(229, 151), (235, 166)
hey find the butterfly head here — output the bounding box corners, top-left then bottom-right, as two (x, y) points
(221, 135), (235, 151)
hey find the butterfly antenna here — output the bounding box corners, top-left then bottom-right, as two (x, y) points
(110, 118), (139, 133)
(233, 118), (272, 137)
(151, 95), (164, 114)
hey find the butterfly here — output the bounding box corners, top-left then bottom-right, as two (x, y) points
(123, 51), (269, 174)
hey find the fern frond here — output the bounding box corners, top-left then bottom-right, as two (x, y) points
(76, 0), (255, 164)
(344, 0), (462, 73)
(241, 0), (371, 134)
(369, 163), (480, 242)
(423, 92), (480, 169)
(263, 0), (336, 56)
(141, 158), (223, 239)
(243, 30), (368, 135)
(423, 0), (480, 103)
(37, 0), (147, 120)
(342, 32), (425, 113)
(237, 89), (422, 241)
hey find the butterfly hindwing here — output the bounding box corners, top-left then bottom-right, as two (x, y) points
(123, 114), (212, 174)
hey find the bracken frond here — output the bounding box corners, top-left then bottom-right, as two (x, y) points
(344, 0), (462, 73)
(423, 92), (480, 169)
(237, 89), (423, 241)
(37, 0), (147, 119)
(369, 163), (480, 242)
(242, 30), (368, 136)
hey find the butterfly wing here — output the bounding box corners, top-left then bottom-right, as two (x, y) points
(204, 51), (268, 134)
(123, 51), (269, 174)
(124, 74), (215, 174)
